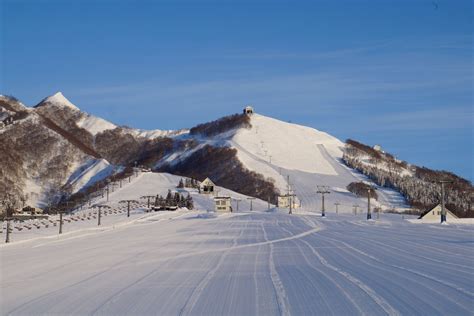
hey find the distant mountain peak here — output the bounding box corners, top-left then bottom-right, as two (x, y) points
(37, 92), (80, 110)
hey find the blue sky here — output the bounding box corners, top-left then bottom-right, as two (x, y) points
(1, 0), (472, 180)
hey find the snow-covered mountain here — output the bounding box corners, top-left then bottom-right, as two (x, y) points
(2, 92), (469, 215)
(0, 93), (186, 208)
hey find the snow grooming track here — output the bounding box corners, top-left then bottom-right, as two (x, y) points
(319, 234), (474, 299)
(5, 248), (153, 315)
(178, 221), (246, 316)
(3, 212), (472, 315)
(262, 222), (291, 316)
(299, 239), (400, 316)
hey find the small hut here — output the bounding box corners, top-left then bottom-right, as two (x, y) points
(214, 196), (232, 212)
(200, 177), (215, 194)
(420, 204), (458, 221)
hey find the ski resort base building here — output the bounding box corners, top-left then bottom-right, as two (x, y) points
(214, 196), (232, 212)
(420, 204), (458, 221)
(277, 194), (300, 209)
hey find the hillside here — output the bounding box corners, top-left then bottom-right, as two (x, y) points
(1, 92), (470, 217)
(343, 139), (473, 217)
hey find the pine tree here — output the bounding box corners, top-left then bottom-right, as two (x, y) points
(174, 192), (181, 206)
(177, 178), (184, 188)
(165, 190), (172, 206)
(186, 193), (194, 210)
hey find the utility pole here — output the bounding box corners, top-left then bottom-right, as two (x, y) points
(233, 198), (241, 212)
(59, 210), (63, 234)
(2, 194), (17, 243)
(5, 219), (11, 243)
(247, 197), (255, 211)
(353, 204), (359, 215)
(367, 187), (375, 220)
(434, 180), (453, 223)
(317, 185), (331, 217)
(106, 182), (110, 202)
(269, 155), (272, 164)
(334, 202), (340, 215)
(141, 195), (155, 211)
(119, 200), (137, 217)
(287, 175), (292, 214)
(92, 204), (110, 226)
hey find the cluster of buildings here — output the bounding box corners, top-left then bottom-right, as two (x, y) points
(201, 176), (300, 213)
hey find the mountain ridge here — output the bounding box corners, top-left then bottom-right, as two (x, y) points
(1, 93), (471, 217)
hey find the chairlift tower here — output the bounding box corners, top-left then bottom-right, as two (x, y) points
(434, 180), (454, 223)
(317, 186), (331, 217)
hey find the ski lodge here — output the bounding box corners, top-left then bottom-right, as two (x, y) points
(419, 204), (458, 221)
(200, 177), (215, 194)
(214, 196), (232, 212)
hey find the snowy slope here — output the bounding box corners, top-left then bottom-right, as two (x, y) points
(1, 211), (472, 315)
(1, 171), (272, 244)
(228, 113), (408, 213)
(66, 159), (115, 193)
(75, 113), (117, 136)
(40, 92), (183, 139)
(40, 92), (80, 111)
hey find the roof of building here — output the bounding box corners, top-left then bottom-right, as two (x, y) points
(419, 204), (458, 219)
(214, 196), (231, 200)
(200, 177), (215, 186)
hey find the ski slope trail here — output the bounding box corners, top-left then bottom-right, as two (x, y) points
(230, 113), (408, 213)
(1, 213), (472, 315)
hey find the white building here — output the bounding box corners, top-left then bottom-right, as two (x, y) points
(420, 204), (458, 221)
(200, 177), (215, 194)
(214, 196), (232, 212)
(243, 105), (254, 115)
(278, 194), (300, 209)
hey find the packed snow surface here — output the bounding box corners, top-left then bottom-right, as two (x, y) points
(229, 114), (409, 211)
(1, 195), (473, 315)
(233, 114), (343, 175)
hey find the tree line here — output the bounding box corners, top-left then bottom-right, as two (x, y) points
(343, 139), (473, 217)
